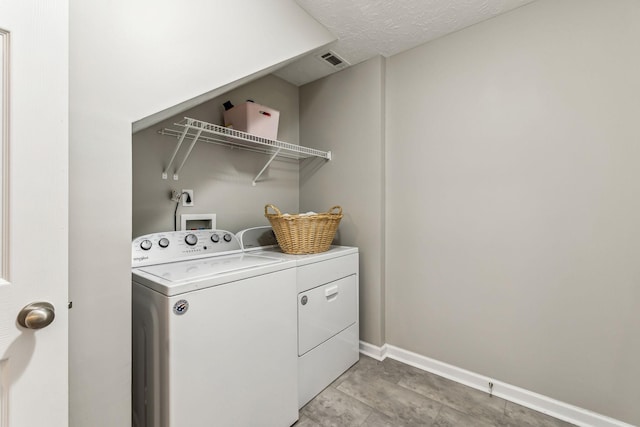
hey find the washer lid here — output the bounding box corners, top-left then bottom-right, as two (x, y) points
(137, 253), (284, 281)
(132, 253), (293, 296)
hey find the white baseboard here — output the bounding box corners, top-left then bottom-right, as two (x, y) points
(358, 340), (387, 361)
(359, 341), (634, 427)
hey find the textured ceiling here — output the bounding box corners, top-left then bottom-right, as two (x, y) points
(274, 0), (537, 86)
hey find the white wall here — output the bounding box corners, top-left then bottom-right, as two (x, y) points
(69, 1), (333, 425)
(133, 74), (301, 237)
(385, 0), (640, 424)
(299, 56), (386, 346)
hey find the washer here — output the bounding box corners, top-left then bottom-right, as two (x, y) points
(132, 229), (298, 427)
(237, 226), (359, 408)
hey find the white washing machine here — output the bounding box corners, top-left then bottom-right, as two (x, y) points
(132, 229), (299, 427)
(237, 226), (359, 408)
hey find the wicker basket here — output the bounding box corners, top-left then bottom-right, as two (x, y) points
(264, 204), (343, 254)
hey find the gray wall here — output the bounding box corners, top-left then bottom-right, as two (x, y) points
(299, 57), (386, 346)
(385, 0), (640, 424)
(133, 74), (301, 237)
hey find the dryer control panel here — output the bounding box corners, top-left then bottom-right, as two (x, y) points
(132, 230), (241, 267)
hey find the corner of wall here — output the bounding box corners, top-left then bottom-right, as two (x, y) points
(379, 55), (387, 345)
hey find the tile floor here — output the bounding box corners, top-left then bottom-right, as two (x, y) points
(295, 355), (576, 427)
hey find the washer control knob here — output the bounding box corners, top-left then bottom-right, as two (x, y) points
(223, 233), (232, 242)
(140, 239), (152, 251)
(158, 238), (170, 248)
(210, 233), (220, 243)
(185, 234), (198, 246)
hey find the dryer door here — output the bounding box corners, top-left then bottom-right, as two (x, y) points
(298, 275), (357, 356)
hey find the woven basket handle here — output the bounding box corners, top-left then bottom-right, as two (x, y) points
(328, 206), (342, 214)
(265, 204), (282, 215)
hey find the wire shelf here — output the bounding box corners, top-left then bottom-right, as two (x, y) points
(159, 117), (332, 185)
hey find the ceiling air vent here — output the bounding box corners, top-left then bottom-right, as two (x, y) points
(316, 50), (350, 71)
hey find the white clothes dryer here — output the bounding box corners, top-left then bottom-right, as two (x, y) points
(237, 226), (360, 408)
(132, 229), (298, 427)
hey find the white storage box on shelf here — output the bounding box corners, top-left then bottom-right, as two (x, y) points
(223, 102), (280, 140)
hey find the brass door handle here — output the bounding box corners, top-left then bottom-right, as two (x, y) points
(17, 302), (55, 329)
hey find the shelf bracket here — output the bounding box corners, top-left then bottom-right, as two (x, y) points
(252, 148), (281, 186)
(172, 127), (203, 180)
(162, 125), (190, 179)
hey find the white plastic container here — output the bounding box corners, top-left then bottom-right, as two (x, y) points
(223, 102), (280, 140)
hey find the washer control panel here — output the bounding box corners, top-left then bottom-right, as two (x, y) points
(132, 230), (240, 267)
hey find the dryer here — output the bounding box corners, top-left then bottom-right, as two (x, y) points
(237, 226), (359, 408)
(132, 229), (298, 427)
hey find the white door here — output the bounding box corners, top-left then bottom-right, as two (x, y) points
(0, 1), (69, 426)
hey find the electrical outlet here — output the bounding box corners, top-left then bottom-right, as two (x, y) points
(182, 189), (194, 207)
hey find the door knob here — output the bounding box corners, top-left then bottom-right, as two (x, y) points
(17, 302), (55, 329)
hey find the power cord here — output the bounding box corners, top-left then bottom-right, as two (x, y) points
(174, 191), (192, 231)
